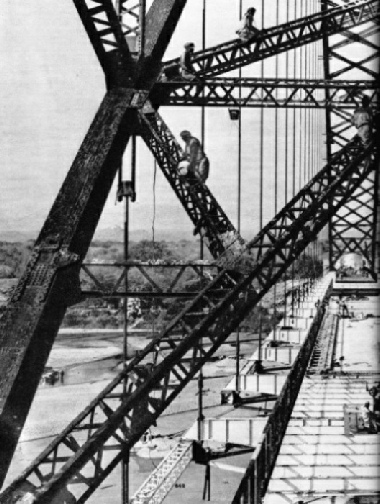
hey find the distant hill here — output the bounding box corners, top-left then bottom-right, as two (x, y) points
(0, 231), (37, 243)
(0, 227), (194, 243)
(0, 237), (210, 278)
(93, 226), (195, 243)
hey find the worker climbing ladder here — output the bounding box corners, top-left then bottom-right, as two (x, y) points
(139, 106), (245, 260)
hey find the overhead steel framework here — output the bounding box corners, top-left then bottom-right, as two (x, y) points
(153, 78), (378, 109)
(162, 0), (378, 79)
(0, 0), (378, 502)
(321, 0), (379, 271)
(0, 139), (376, 504)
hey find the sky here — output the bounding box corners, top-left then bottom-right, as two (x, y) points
(0, 0), (370, 244)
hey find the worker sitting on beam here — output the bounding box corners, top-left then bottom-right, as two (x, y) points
(236, 7), (259, 43)
(179, 42), (197, 80)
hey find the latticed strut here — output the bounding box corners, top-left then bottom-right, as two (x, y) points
(0, 139), (377, 504)
(0, 0), (378, 498)
(321, 0), (379, 273)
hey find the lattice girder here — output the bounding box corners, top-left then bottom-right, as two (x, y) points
(119, 0), (142, 38)
(153, 78), (378, 109)
(330, 171), (377, 267)
(0, 0), (189, 486)
(322, 0), (379, 271)
(1, 0), (378, 495)
(80, 261), (221, 298)
(162, 0), (378, 81)
(138, 106), (245, 259)
(72, 0), (136, 87)
(0, 139), (376, 504)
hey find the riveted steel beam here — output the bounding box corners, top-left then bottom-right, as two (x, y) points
(153, 78), (378, 109)
(0, 0), (189, 486)
(72, 0), (135, 87)
(0, 139), (376, 504)
(138, 106), (245, 259)
(162, 0), (378, 80)
(321, 0), (379, 272)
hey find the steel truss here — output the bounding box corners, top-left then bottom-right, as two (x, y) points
(118, 0), (143, 39)
(0, 0), (189, 485)
(80, 261), (220, 299)
(321, 0), (379, 272)
(1, 0), (378, 492)
(153, 78), (378, 109)
(71, 0), (134, 86)
(162, 0), (378, 80)
(79, 262), (314, 301)
(138, 107), (244, 259)
(0, 140), (376, 504)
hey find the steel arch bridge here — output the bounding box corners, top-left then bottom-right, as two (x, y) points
(0, 1), (378, 503)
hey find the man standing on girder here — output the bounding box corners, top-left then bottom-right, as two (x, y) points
(179, 130), (209, 183)
(352, 95), (373, 146)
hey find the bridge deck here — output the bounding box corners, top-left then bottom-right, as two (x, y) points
(264, 289), (380, 504)
(135, 276), (333, 503)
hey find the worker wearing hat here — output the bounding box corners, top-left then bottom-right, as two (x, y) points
(236, 7), (259, 42)
(179, 42), (196, 80)
(351, 95), (373, 146)
(178, 130), (209, 183)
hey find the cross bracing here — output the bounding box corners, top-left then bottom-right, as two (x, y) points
(153, 78), (378, 109)
(0, 0), (378, 501)
(0, 140), (376, 504)
(162, 0), (378, 80)
(321, 0), (379, 269)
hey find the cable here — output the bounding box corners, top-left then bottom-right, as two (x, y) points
(257, 0), (265, 363)
(290, 0), (298, 313)
(273, 0), (279, 326)
(150, 158), (158, 355)
(259, 0), (264, 233)
(284, 0), (290, 317)
(198, 0), (207, 443)
(234, 0), (244, 392)
(152, 159), (157, 253)
(237, 0), (242, 234)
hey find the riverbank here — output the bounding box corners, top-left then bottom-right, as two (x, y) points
(5, 328), (260, 501)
